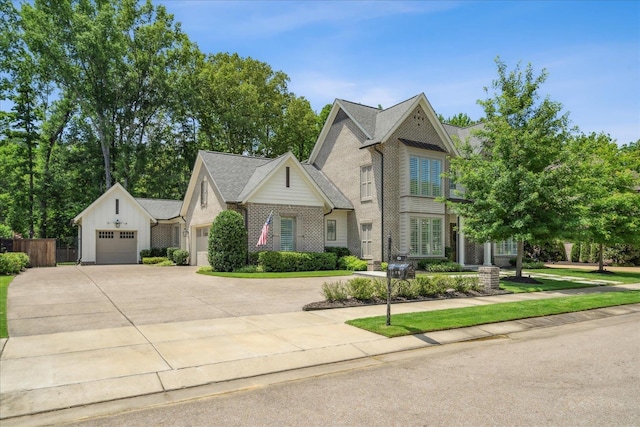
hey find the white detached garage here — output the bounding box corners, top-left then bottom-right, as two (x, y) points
(73, 183), (155, 265)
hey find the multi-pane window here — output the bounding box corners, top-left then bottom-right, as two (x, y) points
(120, 231), (135, 239)
(280, 217), (295, 251)
(360, 165), (372, 200)
(495, 238), (518, 256)
(409, 156), (442, 197)
(361, 223), (372, 257)
(98, 231), (114, 239)
(410, 217), (443, 256)
(326, 220), (336, 241)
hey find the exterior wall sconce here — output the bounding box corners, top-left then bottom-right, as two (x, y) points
(182, 229), (189, 237)
(114, 219), (121, 228)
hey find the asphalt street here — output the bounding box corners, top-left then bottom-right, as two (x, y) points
(67, 312), (640, 427)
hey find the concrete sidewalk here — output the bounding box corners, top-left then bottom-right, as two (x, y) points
(1, 284), (639, 424)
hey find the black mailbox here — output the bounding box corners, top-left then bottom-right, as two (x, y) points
(387, 255), (415, 280)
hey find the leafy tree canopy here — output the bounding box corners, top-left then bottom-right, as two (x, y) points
(448, 58), (572, 277)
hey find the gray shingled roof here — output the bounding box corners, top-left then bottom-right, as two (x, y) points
(442, 123), (485, 153)
(136, 198), (182, 220)
(338, 95), (422, 144)
(199, 150), (353, 209)
(200, 151), (272, 201)
(301, 164), (353, 210)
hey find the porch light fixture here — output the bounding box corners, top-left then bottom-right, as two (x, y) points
(182, 229), (189, 237)
(114, 219), (121, 228)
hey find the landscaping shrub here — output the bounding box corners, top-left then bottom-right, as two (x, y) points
(166, 247), (179, 261)
(338, 255), (368, 271)
(372, 278), (389, 299)
(172, 250), (189, 265)
(425, 262), (463, 272)
(395, 280), (417, 299)
(248, 251), (262, 265)
(259, 251), (337, 272)
(347, 277), (375, 300)
(208, 210), (247, 272)
(380, 262), (388, 271)
(570, 243), (580, 262)
(522, 261), (546, 269)
(605, 244), (640, 266)
(142, 257), (169, 265)
(417, 258), (449, 270)
(325, 247), (350, 259)
(140, 249), (152, 259)
(321, 281), (348, 302)
(234, 265), (259, 273)
(0, 252), (30, 274)
(155, 259), (174, 266)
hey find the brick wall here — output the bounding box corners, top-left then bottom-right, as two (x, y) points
(247, 203), (324, 254)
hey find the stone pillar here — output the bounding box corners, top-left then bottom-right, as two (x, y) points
(458, 217), (465, 267)
(483, 242), (492, 266)
(479, 266), (500, 290)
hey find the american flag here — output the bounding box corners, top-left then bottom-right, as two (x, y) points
(256, 211), (273, 246)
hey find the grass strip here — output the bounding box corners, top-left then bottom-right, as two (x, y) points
(523, 268), (640, 284)
(0, 275), (13, 338)
(499, 278), (598, 293)
(197, 268), (353, 279)
(346, 291), (640, 338)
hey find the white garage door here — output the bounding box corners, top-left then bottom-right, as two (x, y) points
(96, 230), (137, 264)
(195, 226), (210, 266)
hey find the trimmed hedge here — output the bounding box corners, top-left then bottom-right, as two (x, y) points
(258, 251), (337, 272)
(0, 252), (30, 275)
(208, 210), (247, 272)
(140, 248), (169, 259)
(325, 247), (350, 259)
(142, 257), (169, 265)
(172, 250), (189, 265)
(338, 255), (368, 271)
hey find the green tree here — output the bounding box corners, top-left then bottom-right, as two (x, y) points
(448, 58), (572, 278)
(569, 134), (640, 271)
(21, 0), (190, 190)
(208, 210), (247, 272)
(438, 112), (482, 127)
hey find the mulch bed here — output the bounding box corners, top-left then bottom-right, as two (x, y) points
(303, 287), (511, 311)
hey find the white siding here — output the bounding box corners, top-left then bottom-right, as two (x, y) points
(79, 187), (151, 263)
(250, 160), (324, 207)
(324, 210), (348, 248)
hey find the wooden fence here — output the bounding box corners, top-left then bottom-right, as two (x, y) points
(13, 238), (57, 267)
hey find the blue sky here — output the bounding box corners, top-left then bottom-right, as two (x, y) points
(159, 0), (639, 145)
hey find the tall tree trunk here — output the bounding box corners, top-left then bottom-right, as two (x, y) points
(598, 242), (605, 272)
(516, 240), (524, 278)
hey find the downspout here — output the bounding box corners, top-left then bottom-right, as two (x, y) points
(372, 144), (384, 261)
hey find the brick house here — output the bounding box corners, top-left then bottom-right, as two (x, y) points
(76, 92), (514, 267)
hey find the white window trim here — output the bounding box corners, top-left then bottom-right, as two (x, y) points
(409, 155), (443, 198)
(409, 216), (444, 257)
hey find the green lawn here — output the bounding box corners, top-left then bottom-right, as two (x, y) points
(523, 268), (640, 284)
(197, 268), (354, 279)
(346, 290), (640, 338)
(0, 275), (13, 338)
(499, 278), (599, 293)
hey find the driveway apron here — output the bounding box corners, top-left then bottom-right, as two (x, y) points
(6, 265), (330, 337)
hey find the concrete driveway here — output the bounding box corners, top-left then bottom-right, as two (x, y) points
(7, 265), (335, 336)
